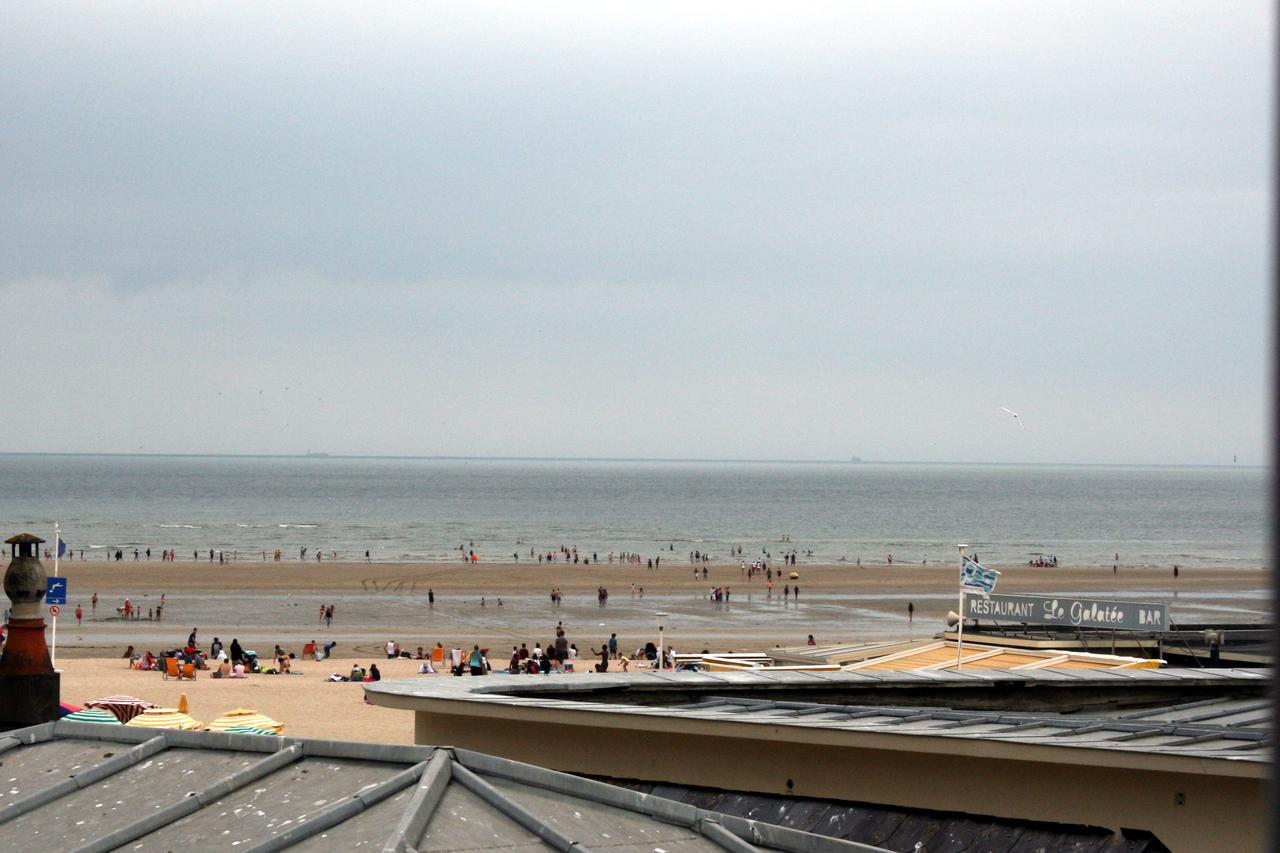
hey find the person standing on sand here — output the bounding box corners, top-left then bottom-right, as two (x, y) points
(428, 589), (435, 605)
(75, 605), (82, 626)
(319, 604), (325, 623)
(91, 592), (98, 612)
(555, 630), (569, 673)
(325, 604), (334, 627)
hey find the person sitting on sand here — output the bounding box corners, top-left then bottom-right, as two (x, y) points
(594, 643), (609, 673)
(416, 646), (425, 660)
(231, 662), (247, 678)
(216, 656), (231, 678)
(350, 663), (366, 680)
(368, 663), (381, 681)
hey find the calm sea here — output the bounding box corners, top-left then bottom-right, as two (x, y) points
(0, 456), (1266, 568)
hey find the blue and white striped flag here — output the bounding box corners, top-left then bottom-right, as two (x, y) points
(960, 556), (1000, 594)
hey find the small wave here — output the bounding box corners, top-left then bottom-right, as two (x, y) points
(277, 523), (319, 529)
(158, 524), (201, 529)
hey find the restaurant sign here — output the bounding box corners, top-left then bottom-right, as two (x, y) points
(965, 592), (1168, 632)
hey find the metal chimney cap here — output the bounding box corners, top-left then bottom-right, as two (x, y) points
(5, 533), (45, 545)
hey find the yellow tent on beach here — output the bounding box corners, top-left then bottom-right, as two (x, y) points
(125, 708), (203, 730)
(206, 708), (285, 734)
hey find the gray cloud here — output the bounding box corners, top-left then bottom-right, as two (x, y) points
(0, 2), (1268, 463)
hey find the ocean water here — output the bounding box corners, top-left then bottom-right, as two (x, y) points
(0, 456), (1267, 568)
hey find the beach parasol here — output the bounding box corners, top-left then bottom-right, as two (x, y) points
(125, 708), (203, 731)
(207, 708), (284, 735)
(85, 695), (158, 723)
(58, 702), (83, 717)
(222, 725), (280, 736)
(62, 708), (123, 725)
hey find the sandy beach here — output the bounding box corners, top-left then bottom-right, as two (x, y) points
(42, 559), (1268, 743)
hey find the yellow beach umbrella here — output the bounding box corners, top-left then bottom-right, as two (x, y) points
(125, 708), (203, 731)
(207, 708), (284, 735)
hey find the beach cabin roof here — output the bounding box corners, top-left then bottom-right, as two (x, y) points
(0, 720), (886, 852)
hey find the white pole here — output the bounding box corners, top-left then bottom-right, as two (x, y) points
(51, 522), (59, 668)
(656, 611), (667, 671)
(955, 544), (967, 670)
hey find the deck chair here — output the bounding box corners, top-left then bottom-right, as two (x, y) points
(431, 647), (444, 664)
(301, 641), (317, 660)
(181, 662), (196, 679)
(163, 657), (180, 680)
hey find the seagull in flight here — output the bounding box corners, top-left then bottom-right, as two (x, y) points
(1000, 406), (1025, 429)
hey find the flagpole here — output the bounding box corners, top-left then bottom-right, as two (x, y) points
(956, 544), (967, 670)
(51, 521), (59, 669)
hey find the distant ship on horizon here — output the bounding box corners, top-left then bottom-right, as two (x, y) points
(304, 451), (331, 458)
(850, 456), (863, 463)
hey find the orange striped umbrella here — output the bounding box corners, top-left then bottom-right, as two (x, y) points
(125, 708), (203, 730)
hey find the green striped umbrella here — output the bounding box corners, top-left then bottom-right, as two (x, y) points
(63, 708), (123, 725)
(222, 725), (280, 736)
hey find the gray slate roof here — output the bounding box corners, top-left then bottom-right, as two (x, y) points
(666, 695), (1271, 763)
(366, 668), (1272, 768)
(0, 719), (887, 853)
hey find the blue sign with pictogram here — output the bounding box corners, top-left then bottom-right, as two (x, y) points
(45, 577), (67, 606)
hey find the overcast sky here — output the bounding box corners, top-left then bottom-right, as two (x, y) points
(1, 2), (1269, 464)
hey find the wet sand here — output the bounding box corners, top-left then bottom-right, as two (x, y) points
(44, 560), (1269, 660)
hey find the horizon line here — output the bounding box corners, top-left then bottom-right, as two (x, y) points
(0, 451), (1261, 469)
